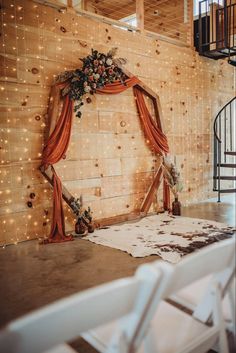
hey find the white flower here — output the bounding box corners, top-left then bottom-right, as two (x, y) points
(106, 58), (113, 66)
(84, 86), (91, 93)
(94, 73), (100, 80)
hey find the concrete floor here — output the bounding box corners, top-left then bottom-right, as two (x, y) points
(0, 195), (235, 352)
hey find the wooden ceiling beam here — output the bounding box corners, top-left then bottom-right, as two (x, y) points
(95, 2), (135, 19)
(136, 0), (144, 32)
(147, 0), (172, 6)
(81, 0), (97, 12)
(89, 0), (175, 19)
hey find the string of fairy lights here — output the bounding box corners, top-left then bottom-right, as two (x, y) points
(0, 0), (234, 248)
(0, 1), (52, 246)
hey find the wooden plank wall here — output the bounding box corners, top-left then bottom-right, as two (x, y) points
(74, 0), (193, 46)
(0, 0), (235, 246)
(144, 0), (189, 44)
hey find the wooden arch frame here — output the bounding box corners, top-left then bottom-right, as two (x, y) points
(40, 63), (167, 226)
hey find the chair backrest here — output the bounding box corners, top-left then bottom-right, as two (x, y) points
(1, 239), (234, 353)
(124, 237), (236, 351)
(193, 261), (235, 323)
(0, 262), (165, 353)
(164, 237), (235, 296)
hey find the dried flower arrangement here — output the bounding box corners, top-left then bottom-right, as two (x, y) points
(56, 48), (127, 118)
(163, 157), (183, 198)
(70, 196), (94, 234)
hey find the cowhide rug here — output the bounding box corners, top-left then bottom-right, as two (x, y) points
(86, 214), (235, 263)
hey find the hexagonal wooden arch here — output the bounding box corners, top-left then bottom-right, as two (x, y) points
(40, 63), (168, 226)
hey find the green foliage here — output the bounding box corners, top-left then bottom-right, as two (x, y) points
(69, 197), (93, 222)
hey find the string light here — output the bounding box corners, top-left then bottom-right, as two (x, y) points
(0, 1), (234, 247)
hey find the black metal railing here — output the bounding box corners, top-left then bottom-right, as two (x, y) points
(198, 0), (236, 58)
(213, 96), (236, 201)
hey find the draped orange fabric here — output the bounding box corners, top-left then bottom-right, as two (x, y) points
(41, 95), (73, 169)
(98, 78), (170, 210)
(132, 87), (169, 155)
(49, 167), (73, 243)
(98, 79), (169, 155)
(96, 77), (140, 94)
(41, 90), (73, 242)
(41, 75), (170, 243)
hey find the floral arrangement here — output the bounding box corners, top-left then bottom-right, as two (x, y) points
(163, 157), (183, 198)
(70, 196), (94, 233)
(70, 195), (91, 220)
(56, 48), (127, 118)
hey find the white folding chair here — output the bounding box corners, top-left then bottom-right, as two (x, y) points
(82, 238), (235, 353)
(0, 261), (164, 353)
(168, 265), (235, 334)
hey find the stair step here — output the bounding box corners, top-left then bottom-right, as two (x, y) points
(203, 52), (227, 60)
(228, 59), (236, 67)
(224, 151), (236, 156)
(217, 163), (236, 168)
(219, 189), (236, 193)
(220, 48), (236, 55)
(213, 176), (236, 180)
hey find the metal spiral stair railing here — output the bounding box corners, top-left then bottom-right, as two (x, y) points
(213, 96), (236, 202)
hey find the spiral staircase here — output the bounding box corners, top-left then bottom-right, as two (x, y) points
(213, 97), (236, 202)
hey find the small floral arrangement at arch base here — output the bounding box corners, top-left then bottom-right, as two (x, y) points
(162, 157), (183, 199)
(56, 48), (127, 118)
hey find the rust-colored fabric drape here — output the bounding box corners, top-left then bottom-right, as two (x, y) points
(41, 88), (73, 242)
(42, 76), (170, 243)
(49, 167), (72, 243)
(96, 77), (140, 94)
(98, 78), (170, 210)
(132, 87), (169, 155)
(41, 94), (73, 168)
(133, 86), (170, 210)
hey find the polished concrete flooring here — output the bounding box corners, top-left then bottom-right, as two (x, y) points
(0, 195), (235, 352)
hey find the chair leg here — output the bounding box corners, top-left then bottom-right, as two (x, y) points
(105, 331), (130, 353)
(143, 327), (159, 353)
(218, 329), (229, 353)
(213, 285), (229, 353)
(228, 282), (236, 344)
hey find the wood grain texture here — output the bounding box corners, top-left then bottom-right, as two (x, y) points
(0, 0), (234, 245)
(41, 58), (166, 221)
